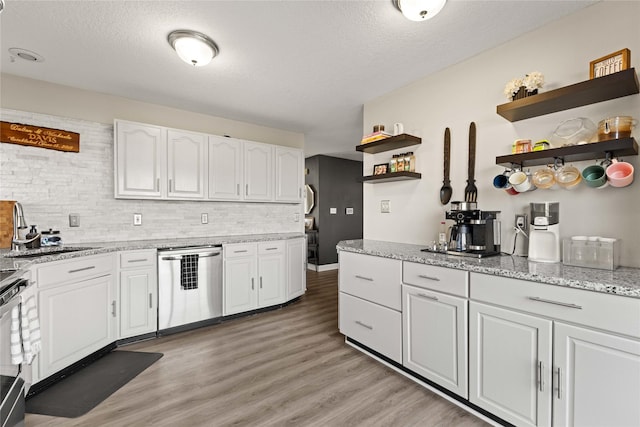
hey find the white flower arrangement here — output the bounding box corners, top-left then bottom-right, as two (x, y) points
(504, 71), (545, 100)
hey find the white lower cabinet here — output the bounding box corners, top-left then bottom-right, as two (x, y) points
(469, 301), (553, 427)
(403, 284), (468, 397)
(118, 250), (157, 339)
(553, 322), (640, 427)
(286, 237), (306, 299)
(39, 273), (117, 380)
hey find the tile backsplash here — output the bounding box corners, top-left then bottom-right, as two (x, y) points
(0, 109), (303, 243)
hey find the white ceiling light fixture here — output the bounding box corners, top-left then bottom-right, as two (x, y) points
(393, 0), (447, 22)
(167, 30), (219, 67)
(8, 48), (45, 63)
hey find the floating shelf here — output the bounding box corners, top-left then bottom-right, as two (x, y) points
(497, 68), (639, 122)
(356, 133), (421, 154)
(496, 138), (638, 168)
(361, 171), (422, 183)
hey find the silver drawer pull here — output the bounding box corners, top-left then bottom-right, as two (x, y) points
(265, 247), (278, 251)
(127, 258), (148, 263)
(555, 367), (562, 399)
(234, 250), (248, 254)
(417, 293), (438, 301)
(111, 300), (117, 317)
(354, 275), (373, 282)
(538, 361), (544, 392)
(527, 296), (582, 310)
(418, 274), (440, 281)
(68, 265), (96, 274)
(149, 293), (153, 309)
(355, 320), (373, 330)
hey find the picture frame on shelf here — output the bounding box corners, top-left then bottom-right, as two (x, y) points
(373, 163), (388, 175)
(304, 216), (314, 230)
(590, 48), (630, 79)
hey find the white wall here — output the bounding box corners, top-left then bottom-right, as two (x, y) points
(0, 109), (303, 244)
(363, 1), (640, 267)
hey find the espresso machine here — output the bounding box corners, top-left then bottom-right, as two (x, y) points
(528, 202), (560, 263)
(443, 202), (501, 258)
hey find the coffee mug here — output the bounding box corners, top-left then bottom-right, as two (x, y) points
(532, 167), (556, 189)
(606, 159), (634, 187)
(508, 170), (532, 192)
(393, 123), (404, 136)
(504, 186), (519, 195)
(493, 172), (510, 189)
(582, 164), (607, 188)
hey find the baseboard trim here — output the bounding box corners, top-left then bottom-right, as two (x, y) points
(308, 263), (338, 272)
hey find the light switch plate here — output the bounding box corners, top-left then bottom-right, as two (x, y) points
(69, 214), (80, 227)
(381, 200), (390, 213)
(330, 208), (337, 215)
(201, 213), (208, 224)
(345, 207), (354, 215)
(133, 213), (142, 226)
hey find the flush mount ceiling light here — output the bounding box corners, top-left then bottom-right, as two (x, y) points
(8, 48), (45, 63)
(167, 30), (219, 67)
(393, 0), (447, 21)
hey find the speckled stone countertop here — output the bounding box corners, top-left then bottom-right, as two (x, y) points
(337, 239), (640, 299)
(0, 232), (304, 285)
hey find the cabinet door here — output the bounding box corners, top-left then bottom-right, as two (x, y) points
(258, 252), (285, 307)
(403, 285), (468, 398)
(119, 268), (157, 339)
(167, 129), (207, 199)
(275, 147), (303, 202)
(243, 141), (273, 201)
(553, 322), (640, 427)
(224, 256), (257, 315)
(209, 135), (242, 200)
(286, 238), (306, 299)
(39, 275), (116, 379)
(469, 302), (552, 427)
(114, 121), (165, 198)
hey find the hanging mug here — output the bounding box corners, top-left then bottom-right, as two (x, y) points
(393, 123), (404, 136)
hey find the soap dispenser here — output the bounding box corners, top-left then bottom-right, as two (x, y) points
(26, 225), (41, 249)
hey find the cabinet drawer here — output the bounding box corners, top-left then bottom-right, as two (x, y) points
(258, 240), (285, 255)
(403, 262), (469, 297)
(119, 250), (156, 269)
(36, 254), (116, 288)
(224, 243), (257, 258)
(471, 272), (640, 339)
(339, 292), (402, 364)
(339, 251), (402, 311)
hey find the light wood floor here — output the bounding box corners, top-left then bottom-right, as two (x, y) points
(26, 270), (489, 427)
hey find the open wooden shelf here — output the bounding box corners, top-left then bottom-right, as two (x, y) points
(361, 171), (422, 183)
(356, 133), (421, 154)
(496, 138), (638, 168)
(497, 68), (639, 122)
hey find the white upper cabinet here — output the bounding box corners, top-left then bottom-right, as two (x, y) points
(243, 141), (273, 201)
(115, 120), (165, 198)
(275, 147), (303, 202)
(209, 135), (243, 200)
(167, 129), (207, 199)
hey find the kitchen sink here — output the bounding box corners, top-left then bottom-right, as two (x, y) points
(0, 269), (18, 282)
(3, 247), (96, 259)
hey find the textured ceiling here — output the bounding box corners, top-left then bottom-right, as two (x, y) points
(0, 1), (595, 160)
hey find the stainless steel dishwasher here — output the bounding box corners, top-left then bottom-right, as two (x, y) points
(157, 245), (222, 332)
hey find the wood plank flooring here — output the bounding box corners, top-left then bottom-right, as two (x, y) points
(26, 270), (489, 427)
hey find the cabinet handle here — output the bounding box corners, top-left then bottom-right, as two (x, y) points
(265, 247), (278, 251)
(555, 367), (562, 399)
(156, 178), (160, 192)
(237, 183), (240, 196)
(527, 296), (582, 310)
(234, 250), (248, 254)
(246, 184), (249, 196)
(354, 275), (373, 282)
(251, 278), (255, 290)
(299, 187), (302, 198)
(417, 293), (438, 301)
(355, 320), (373, 330)
(149, 293), (153, 309)
(538, 361), (544, 392)
(111, 300), (116, 317)
(418, 274), (440, 281)
(68, 265), (96, 274)
(169, 179), (173, 192)
(127, 258), (148, 263)
(260, 277), (263, 288)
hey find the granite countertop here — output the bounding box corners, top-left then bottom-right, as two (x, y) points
(336, 239), (640, 299)
(0, 232), (304, 285)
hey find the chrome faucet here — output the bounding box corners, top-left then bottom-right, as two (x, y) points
(12, 202), (40, 251)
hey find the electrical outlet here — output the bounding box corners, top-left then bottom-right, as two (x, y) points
(69, 214), (80, 227)
(515, 214), (527, 229)
(201, 213), (208, 224)
(345, 207), (354, 215)
(133, 213), (142, 226)
(381, 200), (390, 213)
(293, 213), (300, 222)
(329, 208), (337, 215)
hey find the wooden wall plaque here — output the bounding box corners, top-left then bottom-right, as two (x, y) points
(0, 121), (80, 152)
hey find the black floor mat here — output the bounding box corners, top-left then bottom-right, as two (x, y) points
(26, 350), (163, 418)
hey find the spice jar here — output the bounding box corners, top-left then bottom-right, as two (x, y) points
(389, 155), (397, 173)
(396, 153), (405, 172)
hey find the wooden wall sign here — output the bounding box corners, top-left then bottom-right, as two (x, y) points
(0, 121), (80, 152)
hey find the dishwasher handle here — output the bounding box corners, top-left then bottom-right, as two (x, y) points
(160, 250), (222, 261)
